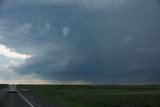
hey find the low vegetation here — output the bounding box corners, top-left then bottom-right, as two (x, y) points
(18, 85), (160, 107)
(0, 84), (8, 90)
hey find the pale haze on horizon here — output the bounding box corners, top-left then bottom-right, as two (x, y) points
(0, 0), (160, 84)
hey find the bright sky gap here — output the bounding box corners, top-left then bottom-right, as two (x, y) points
(0, 44), (31, 60)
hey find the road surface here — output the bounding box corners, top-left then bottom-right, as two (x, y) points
(0, 93), (31, 107)
(0, 88), (59, 107)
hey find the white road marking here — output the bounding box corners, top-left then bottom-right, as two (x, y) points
(18, 92), (34, 107)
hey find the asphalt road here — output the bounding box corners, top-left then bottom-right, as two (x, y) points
(0, 93), (31, 107)
(0, 88), (59, 107)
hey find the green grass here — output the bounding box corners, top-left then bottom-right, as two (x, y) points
(18, 85), (160, 107)
(0, 84), (8, 90)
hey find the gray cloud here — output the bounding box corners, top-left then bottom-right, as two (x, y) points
(0, 0), (4, 11)
(0, 0), (160, 84)
(3, 0), (131, 9)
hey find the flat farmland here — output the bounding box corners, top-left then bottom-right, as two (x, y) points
(0, 84), (7, 90)
(18, 85), (160, 107)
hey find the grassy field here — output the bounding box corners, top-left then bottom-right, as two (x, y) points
(18, 85), (160, 107)
(0, 84), (8, 90)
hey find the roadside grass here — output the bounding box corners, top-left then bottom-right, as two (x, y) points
(0, 84), (8, 90)
(18, 85), (160, 107)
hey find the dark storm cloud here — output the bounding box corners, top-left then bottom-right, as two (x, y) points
(1, 0), (160, 84)
(0, 0), (4, 11)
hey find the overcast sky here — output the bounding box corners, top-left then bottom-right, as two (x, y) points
(0, 0), (160, 84)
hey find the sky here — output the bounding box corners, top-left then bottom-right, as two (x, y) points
(0, 0), (160, 84)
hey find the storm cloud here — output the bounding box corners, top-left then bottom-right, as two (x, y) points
(0, 0), (160, 84)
